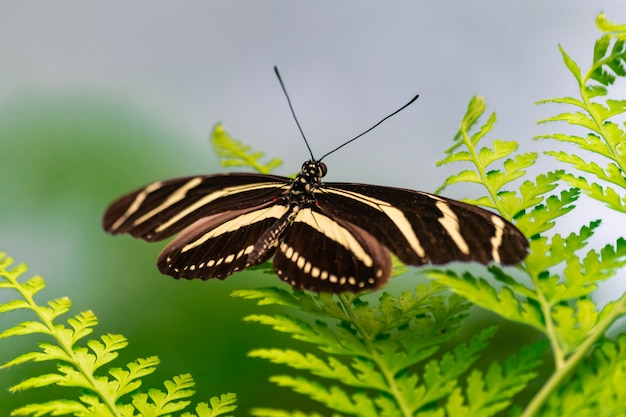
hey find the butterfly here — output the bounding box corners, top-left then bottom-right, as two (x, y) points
(103, 67), (528, 293)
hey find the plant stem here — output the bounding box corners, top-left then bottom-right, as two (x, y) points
(338, 294), (414, 417)
(459, 115), (512, 221)
(522, 293), (626, 417)
(8, 266), (122, 417)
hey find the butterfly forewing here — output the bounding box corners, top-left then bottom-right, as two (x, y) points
(103, 173), (289, 241)
(315, 183), (528, 267)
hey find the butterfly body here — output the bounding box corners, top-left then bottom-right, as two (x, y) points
(103, 159), (528, 292)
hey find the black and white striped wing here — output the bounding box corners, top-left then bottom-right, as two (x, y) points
(103, 173), (292, 279)
(157, 202), (290, 279)
(103, 173), (290, 242)
(315, 183), (528, 267)
(274, 206), (392, 292)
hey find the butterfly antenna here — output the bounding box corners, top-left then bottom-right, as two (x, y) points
(318, 92), (419, 161)
(274, 66), (316, 160)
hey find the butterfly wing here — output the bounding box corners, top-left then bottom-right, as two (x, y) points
(273, 206), (392, 292)
(157, 202), (290, 280)
(103, 173), (290, 241)
(316, 183), (528, 267)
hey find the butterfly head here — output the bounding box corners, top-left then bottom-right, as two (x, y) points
(301, 160), (327, 179)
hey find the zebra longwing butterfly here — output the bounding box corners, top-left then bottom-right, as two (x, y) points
(103, 68), (528, 293)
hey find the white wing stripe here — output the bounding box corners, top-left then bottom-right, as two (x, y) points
(135, 177), (204, 227)
(490, 215), (505, 264)
(181, 204), (288, 252)
(435, 201), (470, 254)
(110, 180), (164, 231)
(152, 181), (284, 232)
(323, 188), (426, 258)
(294, 208), (373, 267)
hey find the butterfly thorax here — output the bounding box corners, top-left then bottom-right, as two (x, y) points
(287, 160), (327, 207)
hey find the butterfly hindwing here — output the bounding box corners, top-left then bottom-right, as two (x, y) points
(103, 173), (289, 242)
(316, 183), (528, 267)
(273, 206), (392, 292)
(157, 202), (290, 280)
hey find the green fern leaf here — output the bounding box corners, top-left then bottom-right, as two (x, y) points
(596, 13), (626, 37)
(590, 37), (626, 86)
(181, 393), (238, 417)
(477, 140), (519, 167)
(10, 373), (68, 392)
(270, 375), (380, 417)
(445, 342), (546, 417)
(427, 270), (544, 331)
(88, 334), (129, 372)
(248, 349), (379, 390)
(1, 252), (235, 416)
(558, 44), (583, 85)
(0, 321), (51, 338)
(437, 170), (483, 190)
(249, 408), (328, 417)
(244, 313), (363, 356)
(231, 287), (301, 307)
(9, 400), (90, 417)
(211, 123), (282, 174)
(542, 335), (626, 416)
(109, 356), (161, 399)
(514, 188), (579, 238)
(525, 221), (599, 279)
(557, 173), (626, 213)
(545, 152), (626, 189)
(134, 374), (195, 416)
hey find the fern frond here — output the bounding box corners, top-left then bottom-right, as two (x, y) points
(540, 335), (626, 417)
(180, 393), (238, 417)
(234, 283), (543, 416)
(211, 123), (282, 174)
(435, 96), (565, 238)
(596, 13), (626, 39)
(536, 20), (626, 214)
(249, 409), (327, 417)
(445, 341), (547, 417)
(0, 252), (237, 416)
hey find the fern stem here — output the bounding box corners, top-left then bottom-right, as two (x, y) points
(580, 56), (625, 171)
(526, 270), (566, 368)
(337, 294), (414, 417)
(522, 293), (626, 417)
(459, 116), (511, 220)
(10, 274), (123, 417)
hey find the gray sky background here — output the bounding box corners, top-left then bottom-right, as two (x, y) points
(1, 2), (626, 297)
(2, 2), (624, 184)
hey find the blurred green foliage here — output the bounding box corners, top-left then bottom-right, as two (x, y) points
(0, 93), (302, 414)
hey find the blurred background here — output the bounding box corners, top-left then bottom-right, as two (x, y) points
(2, 2), (626, 414)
